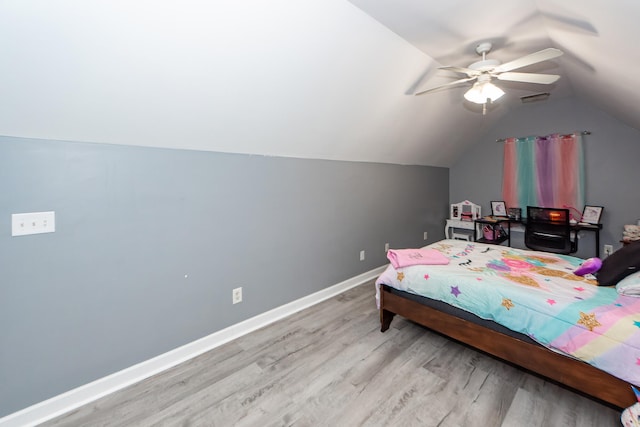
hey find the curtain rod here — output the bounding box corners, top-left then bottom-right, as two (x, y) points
(495, 131), (591, 143)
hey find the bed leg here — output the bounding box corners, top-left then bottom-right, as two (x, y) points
(380, 308), (395, 332)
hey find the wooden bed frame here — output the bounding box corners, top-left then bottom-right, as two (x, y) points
(379, 284), (636, 409)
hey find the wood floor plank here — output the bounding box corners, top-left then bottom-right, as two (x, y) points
(145, 295), (384, 425)
(134, 362), (264, 426)
(42, 281), (621, 427)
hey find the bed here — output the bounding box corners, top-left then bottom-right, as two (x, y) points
(376, 239), (639, 408)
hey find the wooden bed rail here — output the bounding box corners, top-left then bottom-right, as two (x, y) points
(379, 284), (636, 409)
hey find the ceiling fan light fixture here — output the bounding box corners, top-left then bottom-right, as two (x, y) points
(463, 81), (505, 104)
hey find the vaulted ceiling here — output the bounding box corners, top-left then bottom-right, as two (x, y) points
(349, 0), (640, 139)
(0, 1), (637, 167)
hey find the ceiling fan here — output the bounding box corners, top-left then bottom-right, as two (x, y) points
(415, 42), (563, 112)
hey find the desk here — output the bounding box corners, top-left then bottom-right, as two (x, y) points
(444, 219), (475, 240)
(446, 217), (602, 256)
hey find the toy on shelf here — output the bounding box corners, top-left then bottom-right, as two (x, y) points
(450, 200), (481, 222)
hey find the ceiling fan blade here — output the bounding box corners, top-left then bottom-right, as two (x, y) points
(496, 72), (561, 84)
(494, 48), (563, 73)
(438, 66), (481, 77)
(414, 76), (477, 96)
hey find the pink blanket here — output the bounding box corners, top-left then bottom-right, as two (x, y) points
(386, 248), (450, 269)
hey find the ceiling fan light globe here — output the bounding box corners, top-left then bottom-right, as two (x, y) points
(483, 82), (505, 101)
(464, 81), (505, 104)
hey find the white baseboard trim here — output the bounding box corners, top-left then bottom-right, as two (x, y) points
(0, 266), (386, 427)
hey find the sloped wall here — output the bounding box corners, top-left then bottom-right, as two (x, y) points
(0, 0), (464, 166)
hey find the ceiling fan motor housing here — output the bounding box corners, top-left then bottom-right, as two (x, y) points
(471, 42), (500, 72)
(469, 59), (500, 72)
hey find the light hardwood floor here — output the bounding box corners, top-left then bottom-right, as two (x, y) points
(43, 282), (621, 426)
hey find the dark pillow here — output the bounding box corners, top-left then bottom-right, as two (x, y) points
(596, 240), (640, 286)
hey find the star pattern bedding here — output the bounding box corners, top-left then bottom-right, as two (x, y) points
(375, 239), (640, 387)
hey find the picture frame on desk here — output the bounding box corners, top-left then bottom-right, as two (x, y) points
(581, 205), (603, 224)
(491, 201), (507, 217)
(507, 207), (521, 221)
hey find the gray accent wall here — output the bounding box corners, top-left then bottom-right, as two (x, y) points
(450, 97), (640, 259)
(0, 136), (449, 416)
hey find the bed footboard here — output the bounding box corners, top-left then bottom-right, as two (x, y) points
(379, 284), (636, 409)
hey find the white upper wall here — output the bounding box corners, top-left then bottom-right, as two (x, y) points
(0, 0), (489, 167)
(1, 1), (639, 167)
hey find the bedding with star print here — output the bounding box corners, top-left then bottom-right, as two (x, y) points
(375, 239), (640, 387)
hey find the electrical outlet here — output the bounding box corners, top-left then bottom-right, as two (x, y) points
(384, 243), (389, 253)
(604, 245), (613, 256)
(423, 231), (428, 240)
(232, 287), (242, 304)
(12, 211), (56, 236)
(359, 250), (365, 261)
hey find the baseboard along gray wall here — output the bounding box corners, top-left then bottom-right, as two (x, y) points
(0, 136), (449, 417)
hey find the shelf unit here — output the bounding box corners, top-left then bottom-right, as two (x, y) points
(474, 217), (512, 246)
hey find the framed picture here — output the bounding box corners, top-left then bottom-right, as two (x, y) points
(507, 207), (521, 221)
(491, 201), (507, 217)
(581, 205), (603, 224)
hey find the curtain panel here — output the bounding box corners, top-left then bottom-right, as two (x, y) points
(502, 133), (584, 218)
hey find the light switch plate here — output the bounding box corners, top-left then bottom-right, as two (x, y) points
(12, 211), (56, 236)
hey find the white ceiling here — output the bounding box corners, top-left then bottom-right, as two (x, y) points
(0, 1), (638, 167)
(349, 0), (640, 137)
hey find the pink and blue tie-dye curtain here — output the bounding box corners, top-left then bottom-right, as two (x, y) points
(502, 133), (584, 218)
